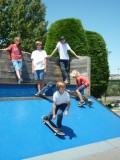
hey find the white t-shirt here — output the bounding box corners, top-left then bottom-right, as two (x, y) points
(56, 42), (71, 60)
(31, 50), (47, 70)
(53, 90), (70, 105)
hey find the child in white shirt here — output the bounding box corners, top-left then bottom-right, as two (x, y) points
(42, 81), (70, 130)
(31, 41), (47, 96)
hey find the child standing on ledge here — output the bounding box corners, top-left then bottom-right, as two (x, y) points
(42, 81), (70, 131)
(31, 41), (47, 96)
(70, 70), (90, 106)
(0, 37), (30, 84)
(48, 36), (80, 84)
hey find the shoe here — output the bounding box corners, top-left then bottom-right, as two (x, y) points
(18, 79), (22, 84)
(18, 78), (23, 84)
(18, 79), (21, 84)
(42, 115), (49, 120)
(42, 93), (46, 96)
(20, 78), (23, 83)
(57, 125), (62, 131)
(88, 99), (92, 102)
(67, 90), (71, 93)
(35, 91), (41, 96)
(64, 79), (69, 84)
(78, 101), (85, 106)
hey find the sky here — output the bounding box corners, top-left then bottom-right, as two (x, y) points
(42, 0), (120, 74)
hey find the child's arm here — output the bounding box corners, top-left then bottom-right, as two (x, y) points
(0, 48), (9, 51)
(52, 102), (57, 119)
(44, 58), (47, 72)
(65, 101), (70, 116)
(32, 60), (34, 73)
(22, 51), (31, 55)
(49, 47), (57, 57)
(69, 48), (80, 59)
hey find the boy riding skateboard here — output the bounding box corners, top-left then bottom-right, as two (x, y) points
(42, 81), (70, 132)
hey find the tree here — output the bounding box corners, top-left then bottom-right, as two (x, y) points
(45, 18), (88, 56)
(85, 31), (109, 98)
(0, 0), (47, 52)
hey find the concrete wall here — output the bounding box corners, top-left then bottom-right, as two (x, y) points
(0, 51), (91, 90)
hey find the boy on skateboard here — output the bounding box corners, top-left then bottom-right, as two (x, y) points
(70, 70), (90, 106)
(31, 41), (47, 96)
(42, 81), (70, 131)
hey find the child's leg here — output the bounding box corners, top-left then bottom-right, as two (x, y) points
(60, 60), (68, 82)
(16, 70), (21, 79)
(35, 69), (44, 92)
(76, 89), (84, 102)
(37, 80), (41, 92)
(47, 105), (60, 121)
(56, 103), (67, 129)
(12, 60), (23, 82)
(37, 80), (44, 92)
(40, 80), (44, 90)
(65, 60), (70, 83)
(76, 85), (87, 103)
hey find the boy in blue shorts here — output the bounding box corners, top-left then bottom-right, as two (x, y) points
(31, 41), (47, 96)
(0, 37), (30, 84)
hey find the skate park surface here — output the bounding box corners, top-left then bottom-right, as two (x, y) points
(0, 84), (120, 160)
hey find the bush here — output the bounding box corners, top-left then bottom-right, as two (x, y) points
(45, 18), (88, 56)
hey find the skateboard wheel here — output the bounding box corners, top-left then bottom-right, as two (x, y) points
(43, 121), (46, 124)
(54, 133), (57, 136)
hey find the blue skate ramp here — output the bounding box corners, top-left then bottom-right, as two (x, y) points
(0, 97), (120, 160)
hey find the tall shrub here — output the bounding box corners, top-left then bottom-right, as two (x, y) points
(85, 31), (109, 97)
(45, 18), (88, 56)
(0, 0), (47, 52)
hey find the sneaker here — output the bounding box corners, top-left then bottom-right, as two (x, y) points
(42, 93), (46, 96)
(18, 78), (23, 84)
(18, 79), (21, 84)
(88, 99), (92, 102)
(42, 115), (49, 121)
(20, 78), (23, 83)
(64, 79), (69, 84)
(67, 90), (71, 93)
(78, 101), (85, 106)
(35, 91), (40, 96)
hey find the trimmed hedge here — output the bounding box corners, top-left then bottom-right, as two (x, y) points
(85, 31), (109, 97)
(45, 18), (88, 56)
(45, 18), (109, 98)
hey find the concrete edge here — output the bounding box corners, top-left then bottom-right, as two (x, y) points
(24, 137), (120, 160)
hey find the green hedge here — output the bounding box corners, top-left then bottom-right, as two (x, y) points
(45, 18), (88, 56)
(85, 31), (109, 97)
(45, 18), (109, 98)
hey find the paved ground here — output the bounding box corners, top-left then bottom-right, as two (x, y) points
(112, 108), (120, 116)
(76, 109), (120, 160)
(77, 148), (120, 160)
(26, 137), (120, 160)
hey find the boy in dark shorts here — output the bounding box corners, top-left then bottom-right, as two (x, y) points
(42, 81), (70, 130)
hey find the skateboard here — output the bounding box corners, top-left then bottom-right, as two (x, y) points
(42, 116), (65, 136)
(38, 81), (54, 97)
(78, 96), (93, 107)
(67, 90), (93, 106)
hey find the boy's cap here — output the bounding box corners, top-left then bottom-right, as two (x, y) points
(59, 36), (65, 41)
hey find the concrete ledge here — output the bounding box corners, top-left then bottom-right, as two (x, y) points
(24, 137), (120, 160)
(0, 51), (90, 85)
